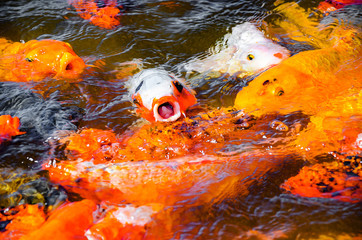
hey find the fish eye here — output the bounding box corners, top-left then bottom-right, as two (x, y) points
(247, 54), (254, 61)
(172, 81), (184, 93)
(25, 58), (34, 62)
(275, 87), (284, 96)
(262, 80), (270, 86)
(133, 98), (140, 105)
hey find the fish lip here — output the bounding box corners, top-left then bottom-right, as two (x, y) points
(153, 100), (181, 122)
(55, 53), (86, 79)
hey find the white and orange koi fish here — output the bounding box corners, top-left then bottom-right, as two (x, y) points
(129, 68), (197, 122)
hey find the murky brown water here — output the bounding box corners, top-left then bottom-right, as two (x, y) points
(0, 0), (361, 239)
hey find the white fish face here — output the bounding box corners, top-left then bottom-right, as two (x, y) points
(228, 43), (290, 73)
(130, 68), (196, 122)
(184, 22), (290, 76)
(130, 69), (176, 110)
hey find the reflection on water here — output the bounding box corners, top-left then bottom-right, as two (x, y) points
(0, 0), (361, 239)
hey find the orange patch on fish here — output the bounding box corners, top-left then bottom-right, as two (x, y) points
(273, 52), (283, 59)
(0, 38), (86, 82)
(0, 115), (25, 144)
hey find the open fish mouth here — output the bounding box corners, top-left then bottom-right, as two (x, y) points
(153, 99), (181, 122)
(56, 52), (86, 79)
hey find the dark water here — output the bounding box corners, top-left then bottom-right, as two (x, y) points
(0, 0), (361, 239)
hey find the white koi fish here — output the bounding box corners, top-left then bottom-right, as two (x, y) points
(184, 22), (290, 77)
(129, 68), (197, 122)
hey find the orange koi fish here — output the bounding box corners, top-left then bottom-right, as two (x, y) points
(234, 26), (361, 117)
(0, 38), (86, 82)
(184, 22), (290, 78)
(43, 111), (297, 206)
(69, 0), (121, 29)
(0, 115), (25, 144)
(129, 68), (197, 122)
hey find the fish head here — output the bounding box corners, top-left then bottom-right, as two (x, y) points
(230, 44), (290, 74)
(20, 39), (86, 81)
(131, 69), (197, 122)
(234, 63), (314, 116)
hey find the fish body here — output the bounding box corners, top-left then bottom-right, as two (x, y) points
(130, 68), (197, 122)
(0, 38), (86, 82)
(184, 22), (290, 77)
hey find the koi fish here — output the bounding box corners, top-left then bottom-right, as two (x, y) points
(0, 38), (86, 82)
(0, 115), (25, 144)
(69, 0), (122, 29)
(129, 68), (197, 122)
(184, 22), (290, 77)
(234, 25), (362, 117)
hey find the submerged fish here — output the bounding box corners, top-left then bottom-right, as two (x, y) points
(184, 22), (290, 77)
(0, 38), (86, 82)
(69, 0), (121, 29)
(129, 68), (197, 122)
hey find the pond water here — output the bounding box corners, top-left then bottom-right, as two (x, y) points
(0, 0), (361, 239)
